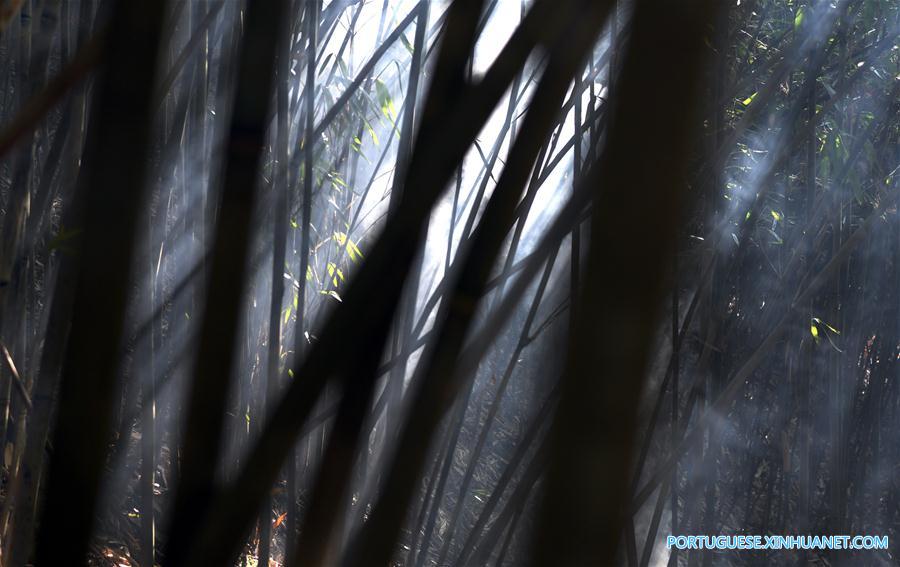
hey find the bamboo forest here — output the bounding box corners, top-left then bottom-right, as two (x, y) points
(0, 0), (897, 565)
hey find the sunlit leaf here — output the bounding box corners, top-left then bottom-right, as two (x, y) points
(812, 317), (840, 335)
(320, 290), (342, 302)
(364, 119), (379, 146)
(375, 79), (395, 120)
(326, 262), (345, 282)
(794, 7), (805, 30)
(334, 231), (364, 262)
(400, 33), (414, 55)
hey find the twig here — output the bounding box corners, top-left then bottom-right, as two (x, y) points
(0, 342), (31, 410)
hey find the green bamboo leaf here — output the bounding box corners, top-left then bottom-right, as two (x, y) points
(794, 7), (805, 30)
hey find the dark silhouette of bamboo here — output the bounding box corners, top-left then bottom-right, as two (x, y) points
(533, 1), (718, 564)
(163, 0), (290, 563)
(343, 3), (613, 565)
(258, 6), (294, 565)
(383, 0), (430, 461)
(33, 0), (167, 563)
(282, 2), (321, 562)
(140, 184), (159, 567)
